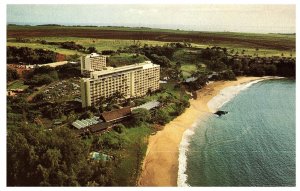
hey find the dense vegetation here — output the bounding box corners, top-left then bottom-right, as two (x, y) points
(56, 63), (81, 79)
(24, 66), (59, 86)
(7, 68), (20, 82)
(7, 46), (58, 64)
(21, 63), (80, 86)
(199, 47), (296, 77)
(7, 125), (118, 186)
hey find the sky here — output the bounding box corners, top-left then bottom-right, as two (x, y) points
(7, 4), (296, 33)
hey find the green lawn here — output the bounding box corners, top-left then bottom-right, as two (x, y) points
(88, 124), (153, 186)
(172, 49), (199, 64)
(226, 46), (295, 57)
(7, 80), (29, 90)
(181, 64), (197, 78)
(107, 53), (149, 67)
(114, 125), (152, 186)
(143, 82), (190, 102)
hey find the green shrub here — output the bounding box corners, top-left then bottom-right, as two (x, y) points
(113, 124), (125, 134)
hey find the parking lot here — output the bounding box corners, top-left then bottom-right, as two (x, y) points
(41, 78), (81, 102)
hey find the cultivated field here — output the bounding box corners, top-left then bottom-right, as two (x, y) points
(7, 25), (295, 53)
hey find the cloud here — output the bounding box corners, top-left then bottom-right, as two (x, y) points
(7, 4), (295, 33)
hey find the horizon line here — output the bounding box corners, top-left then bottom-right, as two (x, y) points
(6, 22), (296, 35)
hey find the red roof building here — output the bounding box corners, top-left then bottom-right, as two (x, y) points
(101, 107), (132, 123)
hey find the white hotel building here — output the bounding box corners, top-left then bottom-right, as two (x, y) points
(80, 53), (107, 75)
(80, 54), (160, 108)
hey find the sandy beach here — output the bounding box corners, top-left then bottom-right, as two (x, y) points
(138, 76), (268, 186)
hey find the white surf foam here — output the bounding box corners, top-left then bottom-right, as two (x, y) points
(177, 122), (196, 187)
(177, 77), (282, 186)
(207, 79), (265, 112)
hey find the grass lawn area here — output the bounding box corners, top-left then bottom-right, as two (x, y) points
(181, 64), (197, 78)
(7, 80), (29, 90)
(226, 46), (295, 57)
(143, 82), (190, 102)
(172, 49), (199, 64)
(107, 53), (149, 67)
(114, 125), (153, 186)
(194, 42), (295, 57)
(88, 124), (153, 186)
(182, 71), (191, 79)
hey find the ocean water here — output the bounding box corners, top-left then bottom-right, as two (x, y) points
(179, 79), (296, 186)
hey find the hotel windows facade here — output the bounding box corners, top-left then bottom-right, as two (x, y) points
(81, 61), (160, 108)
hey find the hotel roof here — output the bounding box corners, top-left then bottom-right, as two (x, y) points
(90, 61), (159, 78)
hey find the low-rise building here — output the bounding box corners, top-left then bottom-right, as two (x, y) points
(131, 100), (160, 111)
(89, 152), (112, 162)
(101, 107), (132, 123)
(72, 116), (100, 129)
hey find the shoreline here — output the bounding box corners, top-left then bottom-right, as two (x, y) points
(138, 76), (273, 187)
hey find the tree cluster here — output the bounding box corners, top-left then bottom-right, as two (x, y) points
(24, 66), (59, 86)
(60, 41), (86, 51)
(7, 126), (117, 186)
(185, 73), (209, 91)
(56, 63), (81, 79)
(7, 68), (20, 81)
(7, 46), (57, 64)
(209, 70), (237, 81)
(131, 108), (151, 126)
(199, 47), (295, 78)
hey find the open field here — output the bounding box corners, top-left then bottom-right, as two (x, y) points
(7, 25), (295, 50)
(7, 37), (171, 55)
(7, 38), (294, 58)
(180, 64), (198, 78)
(7, 41), (82, 55)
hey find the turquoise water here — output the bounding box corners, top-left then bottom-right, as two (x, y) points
(185, 79), (295, 186)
